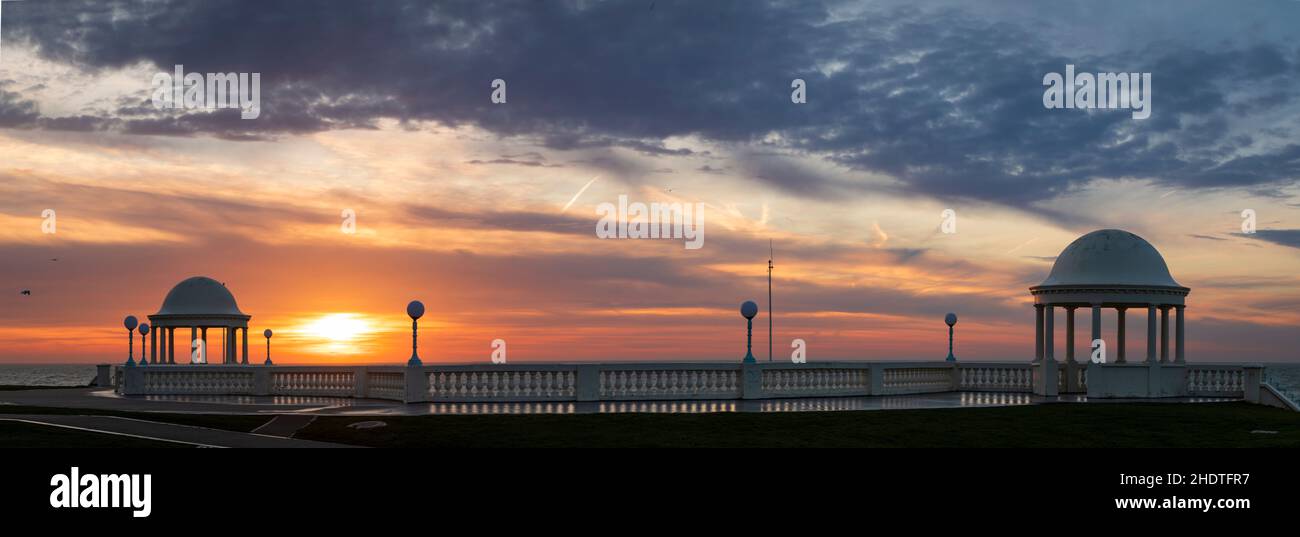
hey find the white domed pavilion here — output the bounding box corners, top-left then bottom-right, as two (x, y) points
(145, 276), (252, 365)
(1029, 229), (1190, 394)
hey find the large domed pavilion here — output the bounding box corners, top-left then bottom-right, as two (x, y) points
(1029, 229), (1190, 394)
(145, 276), (252, 364)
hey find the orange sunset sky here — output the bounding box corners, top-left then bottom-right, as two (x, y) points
(1, 1), (1298, 364)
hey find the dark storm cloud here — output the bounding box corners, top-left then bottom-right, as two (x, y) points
(6, 0), (1300, 205)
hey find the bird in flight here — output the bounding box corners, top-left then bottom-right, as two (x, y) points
(20, 289), (31, 296)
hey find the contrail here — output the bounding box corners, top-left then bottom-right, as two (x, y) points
(1006, 237), (1038, 254)
(561, 176), (598, 213)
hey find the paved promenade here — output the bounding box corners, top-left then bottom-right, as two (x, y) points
(0, 414), (352, 448)
(2, 386), (1232, 417)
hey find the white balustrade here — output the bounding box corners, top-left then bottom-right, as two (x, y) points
(761, 365), (870, 397)
(368, 371), (406, 400)
(105, 361), (1271, 406)
(271, 370), (354, 396)
(1187, 366), (1245, 397)
(599, 366), (740, 400)
(958, 364), (1033, 392)
(879, 365), (953, 395)
(140, 369), (255, 395)
(429, 368), (576, 401)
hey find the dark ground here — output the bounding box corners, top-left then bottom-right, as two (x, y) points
(3, 391), (1299, 447)
(287, 401), (1300, 447)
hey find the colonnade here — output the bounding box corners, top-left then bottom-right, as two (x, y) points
(143, 326), (250, 364)
(1033, 303), (1184, 365)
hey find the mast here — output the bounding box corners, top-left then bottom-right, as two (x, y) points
(768, 239), (773, 362)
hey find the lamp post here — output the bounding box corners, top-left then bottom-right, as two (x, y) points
(407, 300), (425, 366)
(945, 312), (958, 362)
(263, 329), (273, 365)
(741, 300), (758, 364)
(138, 323), (150, 365)
(123, 316), (138, 366)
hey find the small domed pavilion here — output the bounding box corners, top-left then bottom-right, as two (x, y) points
(1030, 229), (1190, 394)
(145, 276), (252, 364)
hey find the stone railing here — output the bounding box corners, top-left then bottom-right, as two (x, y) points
(1186, 364), (1247, 398)
(957, 363), (1033, 392)
(109, 360), (1269, 406)
(428, 365), (579, 401)
(114, 361), (1037, 403)
(270, 370), (355, 397)
(366, 370), (407, 401)
(1261, 369), (1300, 411)
(122, 365), (401, 398)
(762, 363), (871, 398)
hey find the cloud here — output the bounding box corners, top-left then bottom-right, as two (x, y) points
(1239, 229), (1300, 249)
(4, 0), (1299, 209)
(465, 158), (563, 168)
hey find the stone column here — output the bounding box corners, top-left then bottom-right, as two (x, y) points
(168, 328), (176, 363)
(1090, 303), (1102, 361)
(201, 328), (208, 363)
(1065, 306), (1078, 391)
(151, 326), (158, 363)
(241, 327), (249, 365)
(1065, 307), (1076, 362)
(1146, 305), (1157, 364)
(1116, 307), (1127, 364)
(1044, 305), (1055, 361)
(1175, 305), (1185, 364)
(1034, 304), (1044, 362)
(1159, 306), (1170, 363)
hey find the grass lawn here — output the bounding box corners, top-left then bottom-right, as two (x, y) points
(0, 421), (191, 448)
(291, 402), (1300, 448)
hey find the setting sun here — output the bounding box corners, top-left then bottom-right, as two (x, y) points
(287, 313), (384, 356)
(301, 313), (372, 342)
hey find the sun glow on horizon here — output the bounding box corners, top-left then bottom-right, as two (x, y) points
(292, 313), (377, 355)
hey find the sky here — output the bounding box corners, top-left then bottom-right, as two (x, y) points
(0, 0), (1298, 364)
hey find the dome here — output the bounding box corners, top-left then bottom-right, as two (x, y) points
(154, 276), (246, 316)
(1038, 229), (1182, 288)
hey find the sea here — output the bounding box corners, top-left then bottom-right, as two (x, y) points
(0, 364), (100, 387)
